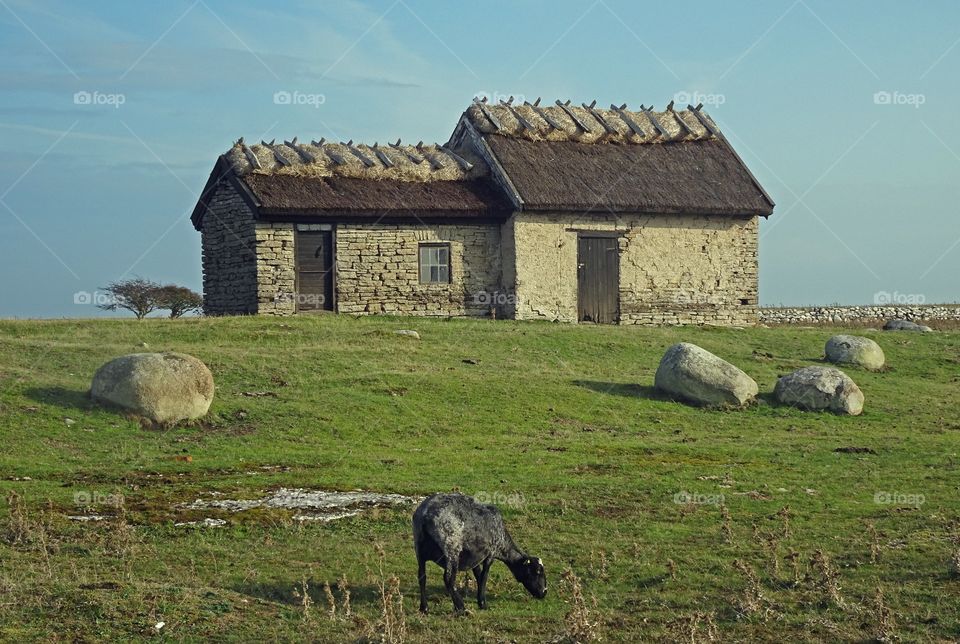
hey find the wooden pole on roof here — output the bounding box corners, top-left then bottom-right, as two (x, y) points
(501, 100), (537, 131)
(239, 139), (262, 169)
(389, 141), (425, 164)
(555, 99), (592, 133)
(687, 104), (722, 137)
(268, 144), (292, 166)
(418, 143), (445, 170)
(371, 143), (395, 168)
(524, 100), (564, 130)
(285, 139), (316, 163)
(474, 97), (503, 131)
(344, 141), (376, 167)
(610, 104), (647, 137)
(440, 145), (474, 171)
(583, 102), (618, 134)
(642, 107), (670, 138)
(323, 147), (348, 165)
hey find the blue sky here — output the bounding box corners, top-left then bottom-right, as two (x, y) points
(0, 0), (958, 317)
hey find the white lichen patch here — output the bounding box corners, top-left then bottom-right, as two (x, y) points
(179, 488), (416, 525)
(174, 518), (228, 528)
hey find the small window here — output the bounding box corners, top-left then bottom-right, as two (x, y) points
(419, 243), (450, 284)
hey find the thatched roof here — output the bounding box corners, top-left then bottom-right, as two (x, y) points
(192, 99), (774, 229)
(192, 138), (502, 228)
(223, 138), (485, 181)
(462, 100), (718, 145)
(245, 173), (511, 219)
(456, 99), (774, 216)
(484, 137), (772, 216)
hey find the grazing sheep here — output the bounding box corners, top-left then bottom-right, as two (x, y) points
(412, 492), (547, 613)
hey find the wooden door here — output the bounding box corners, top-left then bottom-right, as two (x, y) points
(295, 230), (334, 312)
(577, 236), (619, 324)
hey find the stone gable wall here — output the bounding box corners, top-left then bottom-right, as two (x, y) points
(200, 183), (258, 315)
(507, 212), (759, 325)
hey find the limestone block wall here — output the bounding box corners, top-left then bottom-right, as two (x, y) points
(254, 223), (296, 315)
(200, 183), (258, 315)
(507, 212), (759, 325)
(334, 224), (501, 317)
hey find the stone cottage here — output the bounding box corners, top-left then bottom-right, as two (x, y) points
(191, 99), (774, 324)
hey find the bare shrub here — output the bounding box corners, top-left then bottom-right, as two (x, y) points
(732, 559), (768, 619)
(553, 568), (601, 643)
(872, 586), (898, 642)
(810, 550), (844, 609)
(667, 610), (719, 643)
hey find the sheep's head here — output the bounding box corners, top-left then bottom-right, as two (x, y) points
(510, 556), (547, 599)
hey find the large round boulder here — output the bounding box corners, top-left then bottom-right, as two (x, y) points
(774, 366), (863, 415)
(91, 352), (214, 424)
(654, 343), (758, 407)
(883, 319), (932, 332)
(824, 335), (885, 370)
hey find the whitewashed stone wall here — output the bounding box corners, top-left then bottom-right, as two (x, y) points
(506, 212), (759, 325)
(334, 224), (501, 317)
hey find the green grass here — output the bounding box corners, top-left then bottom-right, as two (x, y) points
(1, 315), (958, 642)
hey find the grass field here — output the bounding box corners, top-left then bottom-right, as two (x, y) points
(1, 315), (958, 642)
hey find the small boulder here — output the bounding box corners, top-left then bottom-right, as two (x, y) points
(774, 366), (863, 415)
(825, 335), (885, 370)
(91, 352), (214, 424)
(394, 329), (420, 340)
(883, 319), (932, 332)
(654, 343), (758, 407)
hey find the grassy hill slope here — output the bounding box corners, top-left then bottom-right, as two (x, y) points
(1, 316), (958, 641)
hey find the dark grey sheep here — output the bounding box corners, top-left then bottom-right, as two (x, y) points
(412, 492), (547, 613)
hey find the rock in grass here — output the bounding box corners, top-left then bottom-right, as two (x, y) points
(774, 366), (863, 415)
(91, 352), (214, 424)
(394, 329), (420, 340)
(654, 343), (758, 407)
(883, 319), (932, 332)
(825, 335), (885, 370)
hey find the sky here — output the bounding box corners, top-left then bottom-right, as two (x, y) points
(0, 0), (958, 317)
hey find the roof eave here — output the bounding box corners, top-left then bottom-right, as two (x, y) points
(520, 204), (772, 217)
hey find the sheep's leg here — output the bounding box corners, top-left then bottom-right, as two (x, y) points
(417, 555), (428, 614)
(443, 560), (465, 613)
(473, 559), (492, 609)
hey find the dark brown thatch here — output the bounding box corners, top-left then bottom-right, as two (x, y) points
(483, 136), (774, 216)
(241, 173), (511, 218)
